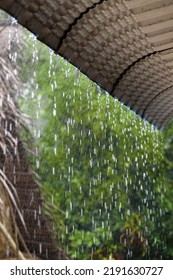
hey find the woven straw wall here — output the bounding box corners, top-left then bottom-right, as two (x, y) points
(0, 23), (68, 259)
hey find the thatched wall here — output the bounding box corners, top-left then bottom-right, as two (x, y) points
(0, 22), (68, 259)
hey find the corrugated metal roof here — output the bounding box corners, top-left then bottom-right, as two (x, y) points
(1, 0), (173, 128)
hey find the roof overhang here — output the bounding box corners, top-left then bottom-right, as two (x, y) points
(1, 0), (173, 128)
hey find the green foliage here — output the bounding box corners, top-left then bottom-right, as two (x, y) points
(18, 33), (173, 260)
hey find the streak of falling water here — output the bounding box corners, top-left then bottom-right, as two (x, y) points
(14, 25), (167, 260)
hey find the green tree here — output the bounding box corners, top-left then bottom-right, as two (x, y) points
(19, 34), (168, 260)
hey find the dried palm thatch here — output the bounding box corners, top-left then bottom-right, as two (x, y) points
(0, 22), (68, 259)
(1, 0), (173, 128)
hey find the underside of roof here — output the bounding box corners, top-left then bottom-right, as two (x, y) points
(1, 0), (173, 128)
